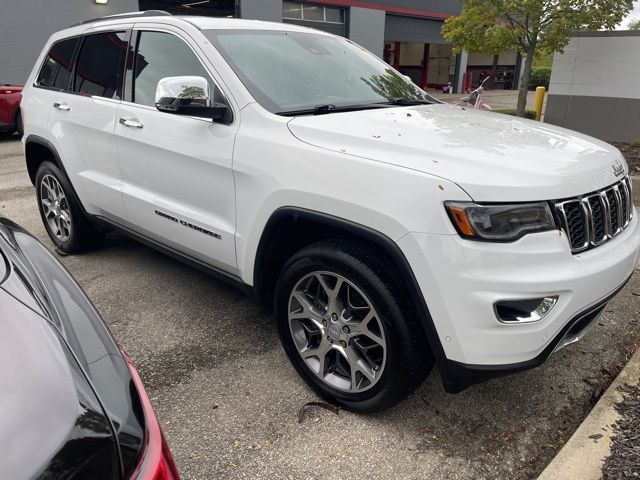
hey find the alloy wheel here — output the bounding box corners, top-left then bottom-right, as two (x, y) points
(40, 174), (72, 242)
(288, 271), (387, 392)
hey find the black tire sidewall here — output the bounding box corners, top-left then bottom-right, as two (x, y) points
(16, 110), (23, 137)
(275, 243), (431, 412)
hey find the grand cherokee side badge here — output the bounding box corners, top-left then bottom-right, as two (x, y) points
(612, 162), (625, 178)
(155, 210), (221, 239)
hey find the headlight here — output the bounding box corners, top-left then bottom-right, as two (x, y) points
(445, 202), (556, 241)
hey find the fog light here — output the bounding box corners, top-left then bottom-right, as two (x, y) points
(494, 296), (558, 324)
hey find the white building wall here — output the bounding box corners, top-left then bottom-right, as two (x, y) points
(546, 31), (640, 142)
(549, 35), (640, 100)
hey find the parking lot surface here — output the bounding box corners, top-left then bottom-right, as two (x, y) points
(1, 135), (639, 479)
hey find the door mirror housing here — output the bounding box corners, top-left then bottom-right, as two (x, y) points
(155, 76), (230, 123)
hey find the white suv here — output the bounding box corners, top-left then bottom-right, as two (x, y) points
(21, 11), (640, 412)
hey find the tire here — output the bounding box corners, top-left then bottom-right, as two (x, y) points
(35, 161), (103, 253)
(15, 110), (23, 137)
(275, 239), (433, 413)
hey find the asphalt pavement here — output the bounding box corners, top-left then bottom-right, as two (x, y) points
(1, 134), (639, 480)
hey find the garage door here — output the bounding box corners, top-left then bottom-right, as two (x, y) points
(138, 0), (237, 17)
(282, 1), (347, 37)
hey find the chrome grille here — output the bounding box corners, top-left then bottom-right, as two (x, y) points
(555, 176), (633, 253)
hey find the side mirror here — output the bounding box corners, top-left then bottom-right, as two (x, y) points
(155, 76), (230, 123)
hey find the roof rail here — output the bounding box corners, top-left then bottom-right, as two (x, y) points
(73, 10), (172, 27)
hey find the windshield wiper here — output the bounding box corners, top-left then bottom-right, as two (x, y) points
(277, 103), (389, 116)
(381, 98), (432, 106)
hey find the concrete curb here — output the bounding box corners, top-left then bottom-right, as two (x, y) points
(537, 347), (640, 479)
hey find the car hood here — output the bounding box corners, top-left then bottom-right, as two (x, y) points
(287, 103), (628, 201)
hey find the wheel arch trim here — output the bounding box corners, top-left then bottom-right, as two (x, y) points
(253, 206), (450, 371)
(24, 134), (88, 216)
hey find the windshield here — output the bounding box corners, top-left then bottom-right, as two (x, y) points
(204, 29), (437, 114)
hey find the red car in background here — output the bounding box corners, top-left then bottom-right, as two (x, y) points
(0, 84), (23, 136)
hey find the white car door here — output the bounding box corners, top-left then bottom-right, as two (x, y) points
(114, 27), (238, 274)
(47, 26), (132, 220)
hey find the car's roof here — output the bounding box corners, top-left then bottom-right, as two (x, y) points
(84, 13), (329, 34)
(178, 16), (326, 33)
(51, 14), (331, 44)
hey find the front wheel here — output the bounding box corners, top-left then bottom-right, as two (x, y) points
(275, 240), (433, 413)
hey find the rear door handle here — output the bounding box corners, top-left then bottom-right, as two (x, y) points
(53, 102), (70, 111)
(119, 117), (143, 129)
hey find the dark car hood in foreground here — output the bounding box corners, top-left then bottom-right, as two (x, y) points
(0, 288), (117, 479)
(0, 219), (144, 479)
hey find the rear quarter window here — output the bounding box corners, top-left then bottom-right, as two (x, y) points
(36, 37), (80, 90)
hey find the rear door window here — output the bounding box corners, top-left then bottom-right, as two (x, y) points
(73, 31), (128, 99)
(36, 38), (79, 91)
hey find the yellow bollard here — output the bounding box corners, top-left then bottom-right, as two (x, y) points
(533, 86), (545, 121)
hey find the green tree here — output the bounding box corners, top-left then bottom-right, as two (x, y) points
(629, 18), (640, 30)
(442, 0), (633, 117)
(533, 49), (553, 68)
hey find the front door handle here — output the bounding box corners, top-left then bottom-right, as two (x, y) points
(53, 102), (71, 111)
(119, 117), (143, 129)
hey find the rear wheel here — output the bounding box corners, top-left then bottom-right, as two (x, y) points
(275, 239), (433, 413)
(35, 161), (103, 253)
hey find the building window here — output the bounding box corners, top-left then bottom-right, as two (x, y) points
(324, 7), (344, 24)
(138, 0), (237, 17)
(283, 1), (345, 24)
(283, 2), (302, 19)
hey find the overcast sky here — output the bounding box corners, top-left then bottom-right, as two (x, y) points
(619, 1), (640, 29)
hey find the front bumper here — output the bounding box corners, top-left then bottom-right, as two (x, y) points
(398, 208), (640, 390)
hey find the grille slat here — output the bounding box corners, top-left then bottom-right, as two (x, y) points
(556, 177), (633, 254)
(587, 196), (606, 243)
(606, 189), (619, 233)
(620, 179), (631, 228)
